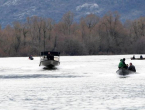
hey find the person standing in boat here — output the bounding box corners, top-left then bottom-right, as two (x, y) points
(140, 55), (143, 59)
(128, 63), (136, 72)
(118, 58), (128, 69)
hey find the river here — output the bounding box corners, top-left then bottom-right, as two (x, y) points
(0, 55), (145, 110)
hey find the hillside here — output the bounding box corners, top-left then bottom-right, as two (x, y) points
(0, 0), (145, 27)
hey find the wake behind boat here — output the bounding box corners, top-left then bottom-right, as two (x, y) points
(39, 51), (60, 68)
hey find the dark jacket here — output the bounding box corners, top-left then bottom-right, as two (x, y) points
(128, 65), (136, 72)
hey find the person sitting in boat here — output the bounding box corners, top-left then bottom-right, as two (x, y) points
(140, 55), (143, 59)
(118, 58), (128, 69)
(29, 55), (33, 60)
(132, 55), (135, 59)
(128, 63), (136, 72)
(126, 64), (129, 68)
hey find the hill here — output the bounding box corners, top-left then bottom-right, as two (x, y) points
(0, 0), (145, 27)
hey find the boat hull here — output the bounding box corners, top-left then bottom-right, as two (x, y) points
(131, 58), (145, 60)
(116, 68), (135, 75)
(40, 60), (60, 67)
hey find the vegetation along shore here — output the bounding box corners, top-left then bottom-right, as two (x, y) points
(0, 11), (144, 57)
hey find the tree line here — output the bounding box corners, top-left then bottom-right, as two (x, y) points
(0, 11), (145, 57)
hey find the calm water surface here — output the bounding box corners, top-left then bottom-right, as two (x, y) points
(0, 55), (145, 110)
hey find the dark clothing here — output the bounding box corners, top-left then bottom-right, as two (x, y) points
(128, 65), (136, 72)
(47, 55), (54, 60)
(29, 56), (33, 60)
(140, 55), (143, 59)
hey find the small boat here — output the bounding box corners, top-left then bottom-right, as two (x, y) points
(131, 58), (145, 60)
(116, 68), (135, 76)
(39, 51), (60, 68)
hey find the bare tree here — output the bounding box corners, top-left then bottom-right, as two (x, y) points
(61, 11), (74, 35)
(13, 22), (22, 54)
(41, 18), (54, 51)
(81, 14), (99, 40)
(22, 23), (29, 46)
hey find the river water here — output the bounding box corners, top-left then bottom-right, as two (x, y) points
(0, 55), (145, 110)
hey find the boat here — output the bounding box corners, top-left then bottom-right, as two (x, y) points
(131, 58), (145, 60)
(116, 68), (135, 76)
(39, 51), (60, 68)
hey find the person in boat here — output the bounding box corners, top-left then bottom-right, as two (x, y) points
(132, 55), (135, 59)
(128, 63), (136, 72)
(126, 64), (129, 68)
(118, 58), (128, 69)
(47, 52), (54, 60)
(29, 55), (33, 60)
(140, 55), (143, 59)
